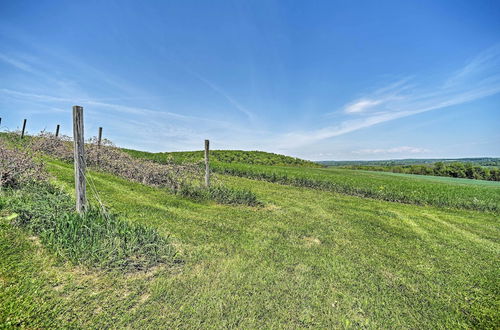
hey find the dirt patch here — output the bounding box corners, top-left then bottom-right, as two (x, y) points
(302, 236), (321, 247)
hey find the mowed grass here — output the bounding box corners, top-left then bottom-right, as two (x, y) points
(353, 169), (500, 187)
(211, 163), (500, 212)
(1, 158), (498, 328)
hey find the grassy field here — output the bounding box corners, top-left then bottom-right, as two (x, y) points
(355, 169), (500, 186)
(1, 158), (499, 328)
(210, 162), (500, 212)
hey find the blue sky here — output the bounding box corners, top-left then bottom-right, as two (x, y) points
(1, 0), (499, 160)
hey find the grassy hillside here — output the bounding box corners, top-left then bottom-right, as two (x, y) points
(123, 148), (323, 167)
(1, 159), (498, 328)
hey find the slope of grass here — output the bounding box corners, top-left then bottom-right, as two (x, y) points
(211, 163), (500, 212)
(123, 148), (323, 167)
(1, 159), (498, 328)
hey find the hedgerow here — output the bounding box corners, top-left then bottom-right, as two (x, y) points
(23, 132), (261, 206)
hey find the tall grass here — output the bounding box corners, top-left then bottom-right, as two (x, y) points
(4, 182), (177, 271)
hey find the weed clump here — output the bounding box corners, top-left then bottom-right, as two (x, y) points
(4, 182), (177, 271)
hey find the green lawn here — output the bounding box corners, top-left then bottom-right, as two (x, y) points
(1, 159), (498, 328)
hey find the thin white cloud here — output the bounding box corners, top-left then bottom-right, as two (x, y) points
(0, 53), (34, 73)
(282, 45), (500, 149)
(186, 69), (255, 120)
(344, 99), (382, 113)
(0, 88), (229, 124)
(353, 146), (429, 154)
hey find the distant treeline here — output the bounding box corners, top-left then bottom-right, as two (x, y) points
(343, 162), (500, 181)
(320, 157), (500, 167)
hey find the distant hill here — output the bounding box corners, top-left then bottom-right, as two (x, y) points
(319, 158), (500, 167)
(123, 149), (324, 168)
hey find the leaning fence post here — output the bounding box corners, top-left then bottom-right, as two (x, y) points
(21, 119), (27, 138)
(55, 124), (60, 137)
(205, 139), (210, 187)
(73, 106), (86, 213)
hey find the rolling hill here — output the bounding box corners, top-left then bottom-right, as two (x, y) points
(122, 148), (324, 167)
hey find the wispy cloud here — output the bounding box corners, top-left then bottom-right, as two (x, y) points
(0, 88), (229, 124)
(353, 146), (429, 155)
(344, 99), (382, 113)
(282, 45), (500, 149)
(186, 69), (255, 120)
(0, 53), (34, 73)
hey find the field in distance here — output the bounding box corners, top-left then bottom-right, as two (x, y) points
(318, 157), (500, 167)
(126, 149), (500, 212)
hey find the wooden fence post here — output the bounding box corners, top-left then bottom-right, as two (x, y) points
(98, 127), (103, 147)
(73, 106), (86, 213)
(97, 127), (103, 166)
(21, 119), (27, 138)
(205, 139), (210, 187)
(55, 124), (60, 137)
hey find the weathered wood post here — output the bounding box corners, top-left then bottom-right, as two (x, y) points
(98, 127), (103, 147)
(55, 124), (60, 137)
(73, 106), (86, 213)
(204, 139), (210, 187)
(97, 127), (103, 166)
(21, 119), (27, 138)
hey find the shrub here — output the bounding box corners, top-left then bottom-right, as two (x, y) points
(85, 137), (204, 190)
(29, 131), (74, 162)
(0, 141), (46, 188)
